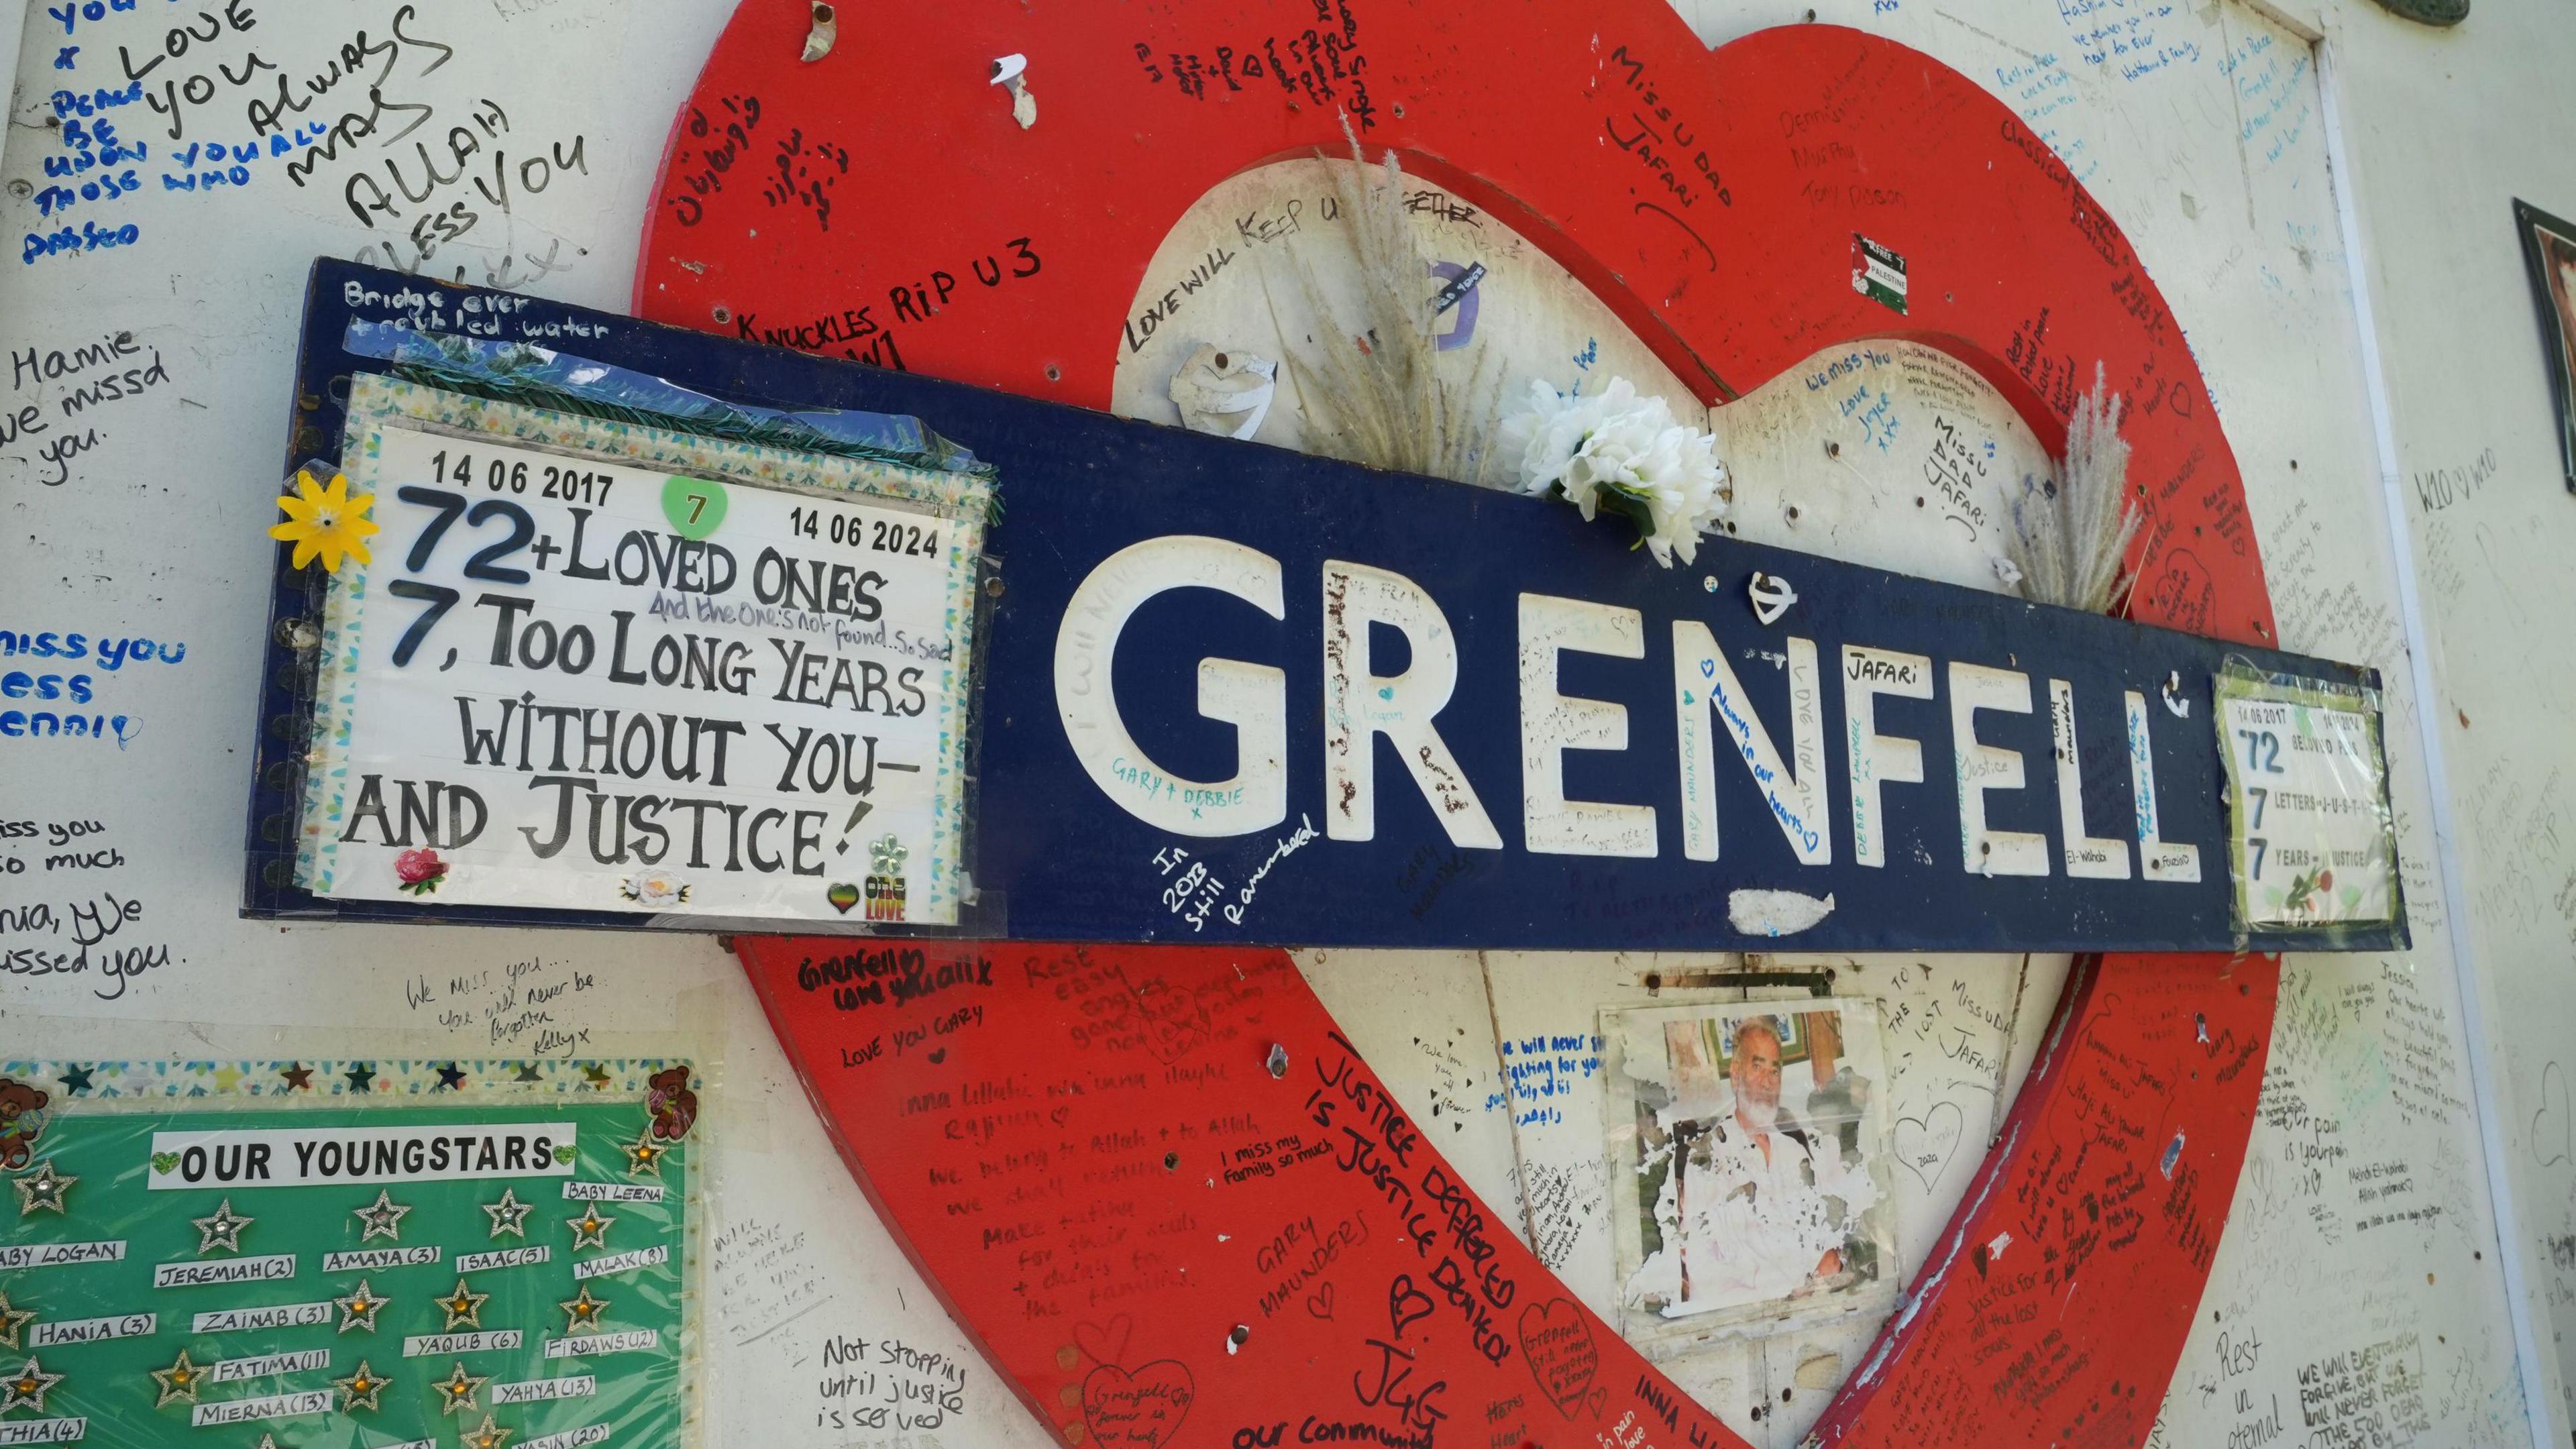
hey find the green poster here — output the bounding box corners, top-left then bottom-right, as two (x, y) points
(0, 1060), (699, 1449)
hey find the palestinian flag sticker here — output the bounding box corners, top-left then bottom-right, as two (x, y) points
(1853, 233), (1908, 314)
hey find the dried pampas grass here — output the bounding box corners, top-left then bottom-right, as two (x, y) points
(1279, 117), (1503, 485)
(2004, 363), (2143, 615)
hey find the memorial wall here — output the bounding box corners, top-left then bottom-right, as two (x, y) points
(3, 0), (2574, 1446)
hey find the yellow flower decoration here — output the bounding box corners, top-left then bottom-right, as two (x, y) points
(269, 468), (380, 573)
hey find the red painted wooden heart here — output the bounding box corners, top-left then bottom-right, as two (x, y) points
(655, 4), (2282, 1446)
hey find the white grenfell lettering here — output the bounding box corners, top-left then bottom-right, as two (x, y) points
(1053, 537), (2210, 888)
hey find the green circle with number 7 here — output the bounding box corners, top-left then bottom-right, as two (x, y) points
(661, 476), (730, 540)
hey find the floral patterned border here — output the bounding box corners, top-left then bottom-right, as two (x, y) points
(1, 1058), (700, 1102)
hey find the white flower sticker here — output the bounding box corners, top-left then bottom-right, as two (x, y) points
(618, 873), (692, 908)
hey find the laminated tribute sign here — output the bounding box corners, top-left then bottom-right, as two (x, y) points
(286, 365), (992, 928)
(2212, 670), (2404, 930)
(0, 1059), (698, 1449)
(250, 262), (2402, 954)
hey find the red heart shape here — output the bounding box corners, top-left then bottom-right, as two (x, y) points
(1080, 1360), (1195, 1449)
(684, 2), (2286, 1444)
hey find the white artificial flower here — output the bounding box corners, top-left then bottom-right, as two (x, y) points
(1499, 376), (1729, 566)
(1631, 426), (1729, 567)
(1560, 382), (1676, 518)
(1498, 377), (1614, 498)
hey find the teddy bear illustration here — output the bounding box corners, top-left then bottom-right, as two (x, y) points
(646, 1066), (698, 1142)
(0, 1079), (52, 1170)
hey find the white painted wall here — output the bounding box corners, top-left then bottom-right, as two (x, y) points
(0, 0), (2568, 1444)
(2313, 0), (2576, 1443)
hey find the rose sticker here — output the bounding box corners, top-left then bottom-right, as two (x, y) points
(394, 849), (447, 897)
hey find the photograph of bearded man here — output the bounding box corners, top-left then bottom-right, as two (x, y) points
(1621, 1006), (1887, 1320)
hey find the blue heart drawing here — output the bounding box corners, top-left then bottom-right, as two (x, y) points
(1700, 659), (1717, 679)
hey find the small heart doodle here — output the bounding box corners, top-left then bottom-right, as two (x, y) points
(1305, 1281), (1335, 1320)
(2535, 1060), (2571, 1169)
(1893, 1099), (1966, 1191)
(1081, 1359), (1195, 1449)
(1387, 1274), (1434, 1339)
(1517, 1297), (1603, 1419)
(1073, 1313), (1134, 1369)
(927, 1047), (947, 1065)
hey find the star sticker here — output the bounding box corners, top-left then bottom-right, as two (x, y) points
(12, 1161), (74, 1216)
(461, 1412), (515, 1449)
(332, 1357), (390, 1412)
(580, 1063), (611, 1089)
(557, 1285), (610, 1334)
(0, 1295), (32, 1351)
(621, 1132), (667, 1179)
(0, 1357), (64, 1414)
(192, 1197), (254, 1254)
(212, 1066), (244, 1093)
(252, 1437), (283, 1449)
(437, 1277), (490, 1330)
(334, 1278), (390, 1334)
(511, 1064), (542, 1083)
(55, 1065), (91, 1095)
(481, 1189), (533, 1240)
(345, 1063), (376, 1092)
(280, 1063), (313, 1090)
(566, 1203), (615, 1250)
(352, 1188), (411, 1242)
(436, 1063), (468, 1091)
(433, 1360), (488, 1416)
(149, 1348), (203, 1407)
